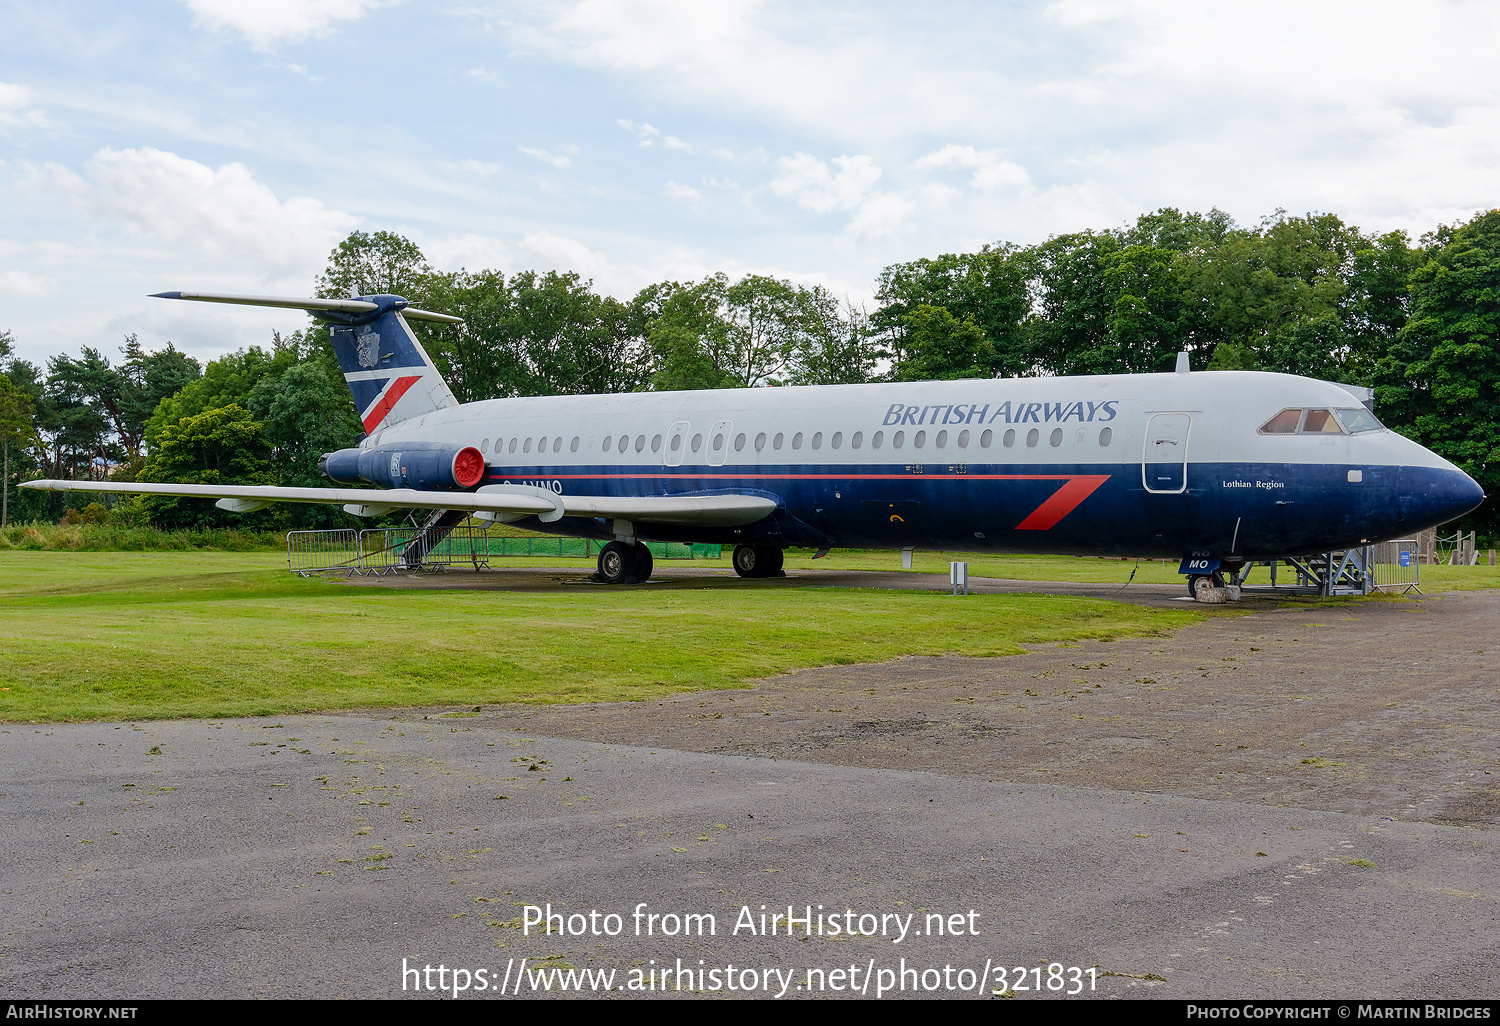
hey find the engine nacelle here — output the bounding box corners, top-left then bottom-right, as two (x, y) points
(319, 442), (486, 491)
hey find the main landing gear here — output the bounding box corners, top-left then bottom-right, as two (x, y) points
(596, 540), (654, 584)
(732, 544), (785, 578)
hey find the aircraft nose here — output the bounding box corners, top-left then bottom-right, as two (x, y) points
(1399, 466), (1486, 530)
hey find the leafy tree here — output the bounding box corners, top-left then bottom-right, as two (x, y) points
(0, 377), (38, 527)
(316, 230), (435, 303)
(426, 269), (649, 401)
(891, 305), (994, 381)
(144, 346), (299, 452)
(139, 404), (273, 529)
(784, 288), (877, 385)
(1373, 209), (1500, 532)
(873, 245), (1030, 377)
(246, 361), (360, 528)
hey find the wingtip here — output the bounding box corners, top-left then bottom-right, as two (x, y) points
(150, 291), (184, 300)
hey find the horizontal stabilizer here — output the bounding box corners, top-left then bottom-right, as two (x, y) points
(150, 291), (462, 324)
(21, 480), (777, 527)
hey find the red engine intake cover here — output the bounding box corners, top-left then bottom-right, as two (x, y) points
(451, 446), (485, 489)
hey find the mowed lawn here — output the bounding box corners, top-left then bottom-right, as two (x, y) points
(0, 550), (1202, 723)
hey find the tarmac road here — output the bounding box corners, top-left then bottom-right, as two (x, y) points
(2, 574), (1497, 1001)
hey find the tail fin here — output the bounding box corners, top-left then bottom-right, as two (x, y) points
(152, 290), (461, 435)
(325, 302), (459, 435)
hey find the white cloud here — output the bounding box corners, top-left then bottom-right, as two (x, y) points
(0, 270), (57, 297)
(61, 147), (356, 276)
(182, 0), (389, 50)
(771, 153), (881, 215)
(521, 231), (612, 282)
(423, 233), (512, 273)
(463, 67), (504, 86)
(617, 119), (661, 147)
(913, 145), (1030, 191)
(664, 181), (700, 203)
(0, 81), (46, 129)
(519, 145), (576, 169)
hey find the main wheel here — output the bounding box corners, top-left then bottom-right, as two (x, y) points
(1187, 574), (1206, 598)
(633, 542), (654, 582)
(597, 541), (637, 584)
(732, 544), (760, 578)
(761, 545), (784, 577)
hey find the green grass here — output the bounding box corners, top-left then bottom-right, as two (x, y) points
(0, 550), (1200, 723)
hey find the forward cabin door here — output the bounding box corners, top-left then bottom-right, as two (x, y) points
(1143, 413), (1191, 494)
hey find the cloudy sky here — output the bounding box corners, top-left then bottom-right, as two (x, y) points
(2, 0), (1497, 366)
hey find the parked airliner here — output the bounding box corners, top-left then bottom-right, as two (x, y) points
(24, 292), (1485, 595)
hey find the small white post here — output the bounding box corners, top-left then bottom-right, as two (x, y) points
(950, 561), (968, 596)
(901, 547), (914, 570)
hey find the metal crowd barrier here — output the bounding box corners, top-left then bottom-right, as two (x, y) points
(287, 527), (720, 576)
(1369, 539), (1422, 594)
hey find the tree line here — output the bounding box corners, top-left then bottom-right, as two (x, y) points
(2, 205), (1496, 534)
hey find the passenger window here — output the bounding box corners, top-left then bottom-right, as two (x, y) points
(481, 438), (490, 453)
(831, 431), (842, 449)
(1049, 428), (1062, 447)
(893, 431), (904, 449)
(651, 434), (663, 452)
(851, 431), (863, 449)
(734, 432), (746, 451)
(524, 438), (532, 454)
(635, 434), (646, 452)
(980, 429), (992, 448)
(570, 436), (580, 453)
(1259, 409), (1302, 434)
(712, 432), (724, 451)
(1003, 428), (1015, 448)
(1334, 407), (1383, 433)
(691, 433), (702, 452)
(773, 432), (784, 450)
(792, 432), (803, 450)
(602, 435), (612, 453)
(618, 434), (629, 452)
(1098, 427), (1112, 447)
(811, 431), (822, 450)
(755, 432), (766, 451)
(872, 431), (883, 449)
(913, 430), (925, 448)
(670, 434), (681, 451)
(554, 437), (563, 453)
(958, 429), (969, 447)
(509, 438), (517, 454)
(1026, 428), (1039, 447)
(935, 429), (947, 448)
(1301, 409), (1342, 434)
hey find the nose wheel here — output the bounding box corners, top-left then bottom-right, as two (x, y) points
(1188, 571), (1227, 601)
(596, 540), (655, 584)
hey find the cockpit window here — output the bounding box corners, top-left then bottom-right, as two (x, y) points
(1301, 409), (1343, 434)
(1333, 407), (1383, 433)
(1259, 409), (1302, 434)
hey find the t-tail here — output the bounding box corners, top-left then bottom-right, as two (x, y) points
(151, 291), (461, 435)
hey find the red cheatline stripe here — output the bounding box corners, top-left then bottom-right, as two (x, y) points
(361, 375), (422, 434)
(1013, 475), (1111, 530)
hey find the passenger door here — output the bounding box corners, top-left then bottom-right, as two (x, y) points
(1143, 413), (1190, 493)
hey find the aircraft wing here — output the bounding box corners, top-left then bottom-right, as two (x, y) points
(19, 479), (777, 527)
